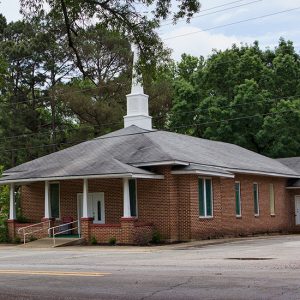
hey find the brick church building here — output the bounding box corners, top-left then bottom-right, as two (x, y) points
(1, 46), (299, 245)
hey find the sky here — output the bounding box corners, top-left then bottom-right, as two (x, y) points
(1, 0), (300, 60)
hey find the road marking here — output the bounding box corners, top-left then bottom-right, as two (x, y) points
(0, 270), (110, 277)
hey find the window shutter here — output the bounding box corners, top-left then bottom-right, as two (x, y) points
(50, 183), (60, 219)
(198, 178), (205, 216)
(129, 179), (137, 217)
(205, 179), (212, 216)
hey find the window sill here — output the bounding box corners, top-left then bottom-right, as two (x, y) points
(270, 214), (276, 217)
(254, 214), (260, 218)
(199, 216), (213, 219)
(236, 215), (242, 219)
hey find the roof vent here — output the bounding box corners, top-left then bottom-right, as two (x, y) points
(124, 44), (152, 130)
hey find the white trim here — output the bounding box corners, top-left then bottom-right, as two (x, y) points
(226, 168), (298, 178)
(0, 173), (164, 185)
(172, 170), (234, 178)
(9, 183), (16, 220)
(253, 182), (260, 217)
(235, 181), (242, 217)
(77, 192), (105, 224)
(198, 177), (213, 218)
(269, 183), (275, 216)
(132, 160), (189, 167)
(123, 178), (131, 218)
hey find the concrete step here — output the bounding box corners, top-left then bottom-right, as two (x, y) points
(20, 237), (84, 248)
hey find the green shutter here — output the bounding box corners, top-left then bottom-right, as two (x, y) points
(198, 178), (205, 216)
(253, 183), (259, 215)
(205, 179), (212, 216)
(50, 183), (60, 219)
(129, 179), (137, 217)
(235, 182), (241, 216)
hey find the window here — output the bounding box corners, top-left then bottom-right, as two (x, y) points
(198, 178), (213, 217)
(129, 179), (137, 217)
(253, 183), (259, 216)
(235, 182), (241, 217)
(50, 183), (60, 219)
(270, 184), (275, 215)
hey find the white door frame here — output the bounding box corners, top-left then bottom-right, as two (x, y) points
(295, 196), (300, 225)
(77, 192), (105, 224)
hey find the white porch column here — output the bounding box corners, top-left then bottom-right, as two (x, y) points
(82, 178), (89, 218)
(123, 178), (131, 218)
(44, 181), (51, 219)
(9, 183), (16, 220)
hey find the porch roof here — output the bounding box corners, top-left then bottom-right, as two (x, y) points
(0, 156), (163, 185)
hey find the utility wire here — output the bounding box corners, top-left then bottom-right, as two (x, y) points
(164, 6), (300, 41)
(0, 109), (296, 153)
(159, 0), (262, 28)
(0, 94), (298, 143)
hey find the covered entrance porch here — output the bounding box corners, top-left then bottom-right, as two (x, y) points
(6, 174), (163, 245)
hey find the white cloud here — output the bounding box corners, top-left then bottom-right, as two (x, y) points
(162, 26), (241, 60)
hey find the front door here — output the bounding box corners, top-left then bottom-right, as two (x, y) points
(77, 192), (105, 224)
(295, 196), (300, 225)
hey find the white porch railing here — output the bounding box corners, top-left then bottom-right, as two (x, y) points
(17, 220), (51, 244)
(48, 220), (80, 247)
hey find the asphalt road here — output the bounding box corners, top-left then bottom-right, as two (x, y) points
(0, 235), (300, 299)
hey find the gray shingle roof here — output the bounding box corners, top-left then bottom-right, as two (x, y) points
(1, 125), (298, 183)
(277, 157), (300, 174)
(277, 157), (300, 188)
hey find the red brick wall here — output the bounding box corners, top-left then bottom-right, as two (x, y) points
(18, 169), (295, 243)
(189, 174), (292, 239)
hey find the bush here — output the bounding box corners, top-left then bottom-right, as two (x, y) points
(0, 223), (8, 243)
(151, 231), (161, 244)
(13, 236), (21, 244)
(90, 236), (97, 245)
(108, 237), (117, 245)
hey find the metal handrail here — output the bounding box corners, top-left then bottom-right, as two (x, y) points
(17, 220), (51, 244)
(48, 220), (80, 247)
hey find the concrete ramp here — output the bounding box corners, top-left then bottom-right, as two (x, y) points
(20, 237), (84, 248)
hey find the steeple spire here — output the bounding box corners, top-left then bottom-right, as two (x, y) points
(131, 44), (144, 94)
(123, 44), (152, 130)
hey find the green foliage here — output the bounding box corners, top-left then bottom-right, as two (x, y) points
(168, 39), (300, 158)
(108, 237), (117, 246)
(90, 236), (97, 245)
(0, 166), (9, 242)
(13, 236), (21, 244)
(151, 231), (162, 244)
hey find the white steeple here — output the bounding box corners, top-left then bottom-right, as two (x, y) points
(124, 44), (152, 130)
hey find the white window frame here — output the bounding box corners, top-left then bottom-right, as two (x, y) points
(235, 181), (242, 217)
(199, 177), (214, 219)
(253, 182), (260, 217)
(50, 182), (60, 220)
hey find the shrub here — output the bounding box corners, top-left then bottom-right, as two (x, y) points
(13, 236), (21, 244)
(90, 236), (97, 245)
(151, 231), (161, 244)
(108, 237), (117, 245)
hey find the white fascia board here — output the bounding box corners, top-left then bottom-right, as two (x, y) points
(171, 170), (235, 178)
(0, 173), (164, 185)
(226, 168), (299, 178)
(132, 160), (190, 167)
(286, 187), (300, 189)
